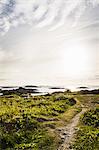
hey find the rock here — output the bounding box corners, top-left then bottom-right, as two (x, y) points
(25, 85), (38, 88)
(60, 135), (65, 140)
(50, 87), (64, 89)
(79, 89), (99, 94)
(2, 87), (39, 95)
(62, 132), (67, 135)
(78, 86), (88, 89)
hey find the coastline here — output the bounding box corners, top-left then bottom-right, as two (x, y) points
(0, 85), (99, 96)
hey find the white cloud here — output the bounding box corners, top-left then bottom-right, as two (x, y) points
(0, 0), (99, 34)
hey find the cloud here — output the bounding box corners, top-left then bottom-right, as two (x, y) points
(0, 0), (99, 34)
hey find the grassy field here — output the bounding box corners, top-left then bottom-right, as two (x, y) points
(72, 94), (99, 150)
(0, 91), (99, 150)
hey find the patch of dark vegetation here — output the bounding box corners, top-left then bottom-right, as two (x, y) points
(92, 101), (99, 104)
(0, 112), (55, 150)
(64, 89), (71, 93)
(81, 108), (99, 127)
(69, 98), (76, 105)
(36, 117), (59, 122)
(45, 93), (51, 96)
(3, 95), (14, 98)
(53, 95), (68, 101)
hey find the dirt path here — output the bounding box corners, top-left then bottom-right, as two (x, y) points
(57, 108), (87, 150)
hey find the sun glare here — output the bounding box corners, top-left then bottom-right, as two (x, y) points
(62, 41), (91, 79)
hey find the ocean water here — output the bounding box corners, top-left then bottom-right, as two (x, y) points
(0, 81), (99, 96)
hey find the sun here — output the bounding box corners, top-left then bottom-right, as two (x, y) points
(62, 41), (91, 79)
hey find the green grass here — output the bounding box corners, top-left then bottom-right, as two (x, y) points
(0, 93), (76, 150)
(1, 92), (99, 150)
(73, 107), (99, 150)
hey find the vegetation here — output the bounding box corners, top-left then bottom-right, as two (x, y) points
(73, 108), (99, 150)
(0, 92), (76, 150)
(0, 90), (99, 150)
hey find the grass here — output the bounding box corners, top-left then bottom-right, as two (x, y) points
(0, 92), (77, 150)
(72, 102), (99, 150)
(0, 91), (99, 150)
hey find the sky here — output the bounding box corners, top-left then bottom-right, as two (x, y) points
(0, 0), (99, 86)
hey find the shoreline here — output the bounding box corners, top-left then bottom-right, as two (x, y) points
(0, 85), (99, 96)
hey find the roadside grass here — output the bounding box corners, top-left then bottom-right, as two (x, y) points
(56, 100), (82, 127)
(72, 103), (99, 150)
(0, 92), (77, 150)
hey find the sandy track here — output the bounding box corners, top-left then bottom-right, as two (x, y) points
(57, 108), (87, 150)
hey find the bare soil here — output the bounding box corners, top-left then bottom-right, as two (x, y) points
(57, 108), (87, 150)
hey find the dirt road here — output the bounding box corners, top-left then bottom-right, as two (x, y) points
(57, 108), (87, 150)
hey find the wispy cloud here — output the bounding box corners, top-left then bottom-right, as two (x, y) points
(0, 0), (99, 34)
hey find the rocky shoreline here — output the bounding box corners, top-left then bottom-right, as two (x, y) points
(0, 86), (66, 96)
(0, 85), (99, 96)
